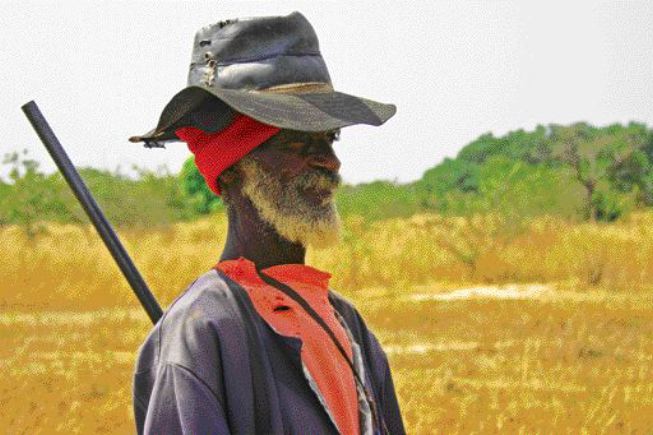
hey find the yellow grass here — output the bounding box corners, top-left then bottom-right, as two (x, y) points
(2, 212), (653, 433)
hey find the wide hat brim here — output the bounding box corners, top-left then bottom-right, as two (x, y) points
(129, 84), (396, 144)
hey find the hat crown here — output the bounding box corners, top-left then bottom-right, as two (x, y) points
(129, 11), (396, 145)
(188, 11), (332, 91)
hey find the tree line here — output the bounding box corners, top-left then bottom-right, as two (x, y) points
(2, 120), (652, 229)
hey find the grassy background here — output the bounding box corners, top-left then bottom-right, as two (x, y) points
(2, 212), (652, 433)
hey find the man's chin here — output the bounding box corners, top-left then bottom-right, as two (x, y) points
(301, 215), (342, 250)
(238, 157), (342, 249)
(273, 202), (343, 250)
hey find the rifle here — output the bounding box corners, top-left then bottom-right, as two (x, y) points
(21, 100), (163, 324)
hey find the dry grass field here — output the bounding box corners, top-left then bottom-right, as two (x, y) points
(2, 212), (653, 433)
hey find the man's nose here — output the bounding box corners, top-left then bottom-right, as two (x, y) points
(308, 145), (341, 173)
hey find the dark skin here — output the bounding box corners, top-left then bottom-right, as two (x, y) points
(218, 129), (341, 269)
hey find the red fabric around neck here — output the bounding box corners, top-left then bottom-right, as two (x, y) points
(175, 114), (281, 196)
(214, 257), (360, 435)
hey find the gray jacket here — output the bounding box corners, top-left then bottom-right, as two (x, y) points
(133, 269), (406, 434)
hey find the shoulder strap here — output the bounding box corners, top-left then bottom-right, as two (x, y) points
(327, 293), (391, 435)
(256, 269), (388, 435)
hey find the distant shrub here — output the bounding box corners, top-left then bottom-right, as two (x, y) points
(3, 120), (653, 226)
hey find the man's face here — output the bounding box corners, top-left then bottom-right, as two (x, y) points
(236, 129), (343, 249)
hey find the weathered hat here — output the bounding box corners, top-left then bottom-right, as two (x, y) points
(129, 11), (396, 147)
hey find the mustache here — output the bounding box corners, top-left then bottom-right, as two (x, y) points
(294, 168), (341, 191)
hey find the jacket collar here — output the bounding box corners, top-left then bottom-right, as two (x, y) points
(215, 256), (332, 291)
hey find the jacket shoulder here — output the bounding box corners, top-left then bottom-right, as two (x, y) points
(327, 288), (406, 433)
(134, 269), (241, 373)
(327, 289), (373, 338)
(327, 288), (358, 322)
(133, 270), (243, 433)
(328, 290), (390, 381)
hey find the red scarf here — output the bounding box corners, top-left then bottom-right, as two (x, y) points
(215, 257), (361, 435)
(175, 114), (280, 196)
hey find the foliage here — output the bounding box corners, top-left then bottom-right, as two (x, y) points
(179, 157), (225, 214)
(414, 121), (653, 222)
(0, 150), (198, 229)
(335, 181), (421, 221)
(417, 158), (480, 211)
(3, 120), (653, 226)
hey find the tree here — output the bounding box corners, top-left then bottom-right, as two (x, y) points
(560, 141), (600, 221)
(417, 158), (480, 211)
(554, 122), (649, 221)
(179, 157), (224, 214)
(0, 149), (74, 235)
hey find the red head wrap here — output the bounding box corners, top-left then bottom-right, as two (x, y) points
(175, 114), (281, 196)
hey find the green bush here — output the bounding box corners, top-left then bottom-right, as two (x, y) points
(4, 120), (653, 226)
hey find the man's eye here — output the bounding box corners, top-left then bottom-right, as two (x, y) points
(328, 130), (340, 142)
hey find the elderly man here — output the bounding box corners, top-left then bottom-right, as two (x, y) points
(130, 11), (405, 435)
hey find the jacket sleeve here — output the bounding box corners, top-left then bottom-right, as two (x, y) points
(376, 347), (405, 435)
(330, 292), (407, 435)
(366, 330), (406, 435)
(143, 362), (231, 435)
(347, 301), (406, 435)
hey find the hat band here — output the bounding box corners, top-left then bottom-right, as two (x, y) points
(257, 82), (334, 94)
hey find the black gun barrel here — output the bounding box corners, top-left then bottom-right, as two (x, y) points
(21, 100), (163, 324)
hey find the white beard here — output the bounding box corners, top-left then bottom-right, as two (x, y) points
(237, 157), (342, 250)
